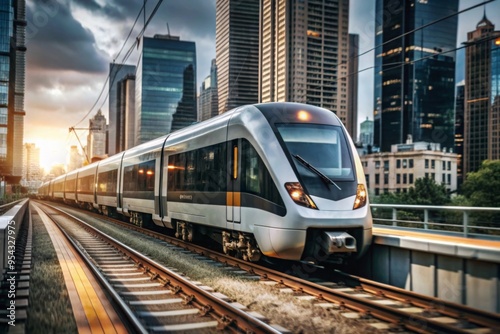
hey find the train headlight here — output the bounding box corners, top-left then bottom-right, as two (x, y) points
(353, 184), (367, 210)
(285, 182), (318, 209)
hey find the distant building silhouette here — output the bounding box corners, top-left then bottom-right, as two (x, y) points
(21, 143), (41, 193)
(0, 0), (26, 183)
(86, 110), (107, 162)
(463, 14), (500, 175)
(373, 0), (458, 152)
(198, 59), (218, 121)
(108, 63), (136, 155)
(454, 82), (464, 188)
(135, 34), (197, 144)
(216, 0), (259, 114)
(117, 74), (136, 150)
(22, 143), (40, 181)
(68, 146), (83, 172)
(359, 117), (374, 147)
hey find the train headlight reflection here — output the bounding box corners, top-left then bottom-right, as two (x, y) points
(285, 182), (317, 209)
(353, 184), (367, 210)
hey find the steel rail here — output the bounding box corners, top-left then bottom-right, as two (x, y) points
(45, 202), (500, 333)
(33, 202), (147, 334)
(42, 202), (282, 334)
(331, 270), (500, 331)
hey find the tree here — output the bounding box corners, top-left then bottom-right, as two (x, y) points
(402, 177), (450, 205)
(371, 191), (402, 204)
(462, 160), (500, 207)
(370, 177), (450, 205)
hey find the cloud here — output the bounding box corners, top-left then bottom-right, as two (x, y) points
(26, 0), (108, 73)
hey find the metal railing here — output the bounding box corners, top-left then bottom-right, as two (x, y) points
(370, 204), (500, 239)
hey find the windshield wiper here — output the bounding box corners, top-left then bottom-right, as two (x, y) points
(293, 154), (341, 190)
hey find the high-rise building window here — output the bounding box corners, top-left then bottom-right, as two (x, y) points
(373, 0), (458, 151)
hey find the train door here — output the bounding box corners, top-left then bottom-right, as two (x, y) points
(226, 139), (241, 229)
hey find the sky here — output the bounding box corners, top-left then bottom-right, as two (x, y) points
(23, 0), (500, 171)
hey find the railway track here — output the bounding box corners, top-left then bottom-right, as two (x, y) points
(39, 201), (500, 333)
(33, 202), (286, 334)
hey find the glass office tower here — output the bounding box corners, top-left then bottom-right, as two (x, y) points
(373, 0), (458, 152)
(0, 0), (25, 183)
(135, 35), (196, 144)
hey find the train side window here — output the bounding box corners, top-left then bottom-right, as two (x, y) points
(168, 143), (226, 192)
(97, 169), (118, 194)
(123, 160), (155, 192)
(241, 139), (284, 206)
(77, 175), (94, 193)
(65, 178), (76, 192)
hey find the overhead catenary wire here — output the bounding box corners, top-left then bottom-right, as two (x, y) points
(339, 33), (500, 86)
(72, 0), (497, 133)
(340, 0), (496, 69)
(94, 0), (165, 114)
(71, 2), (147, 129)
(72, 0), (164, 129)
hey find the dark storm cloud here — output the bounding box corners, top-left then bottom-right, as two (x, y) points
(71, 0), (130, 20)
(146, 1), (217, 83)
(26, 0), (108, 73)
(149, 0), (216, 38)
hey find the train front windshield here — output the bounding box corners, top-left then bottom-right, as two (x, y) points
(276, 123), (355, 198)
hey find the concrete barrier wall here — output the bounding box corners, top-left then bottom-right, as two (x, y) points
(0, 199), (29, 281)
(355, 232), (500, 313)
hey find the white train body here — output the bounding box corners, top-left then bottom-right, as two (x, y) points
(39, 103), (372, 264)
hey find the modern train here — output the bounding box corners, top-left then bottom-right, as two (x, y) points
(39, 102), (372, 264)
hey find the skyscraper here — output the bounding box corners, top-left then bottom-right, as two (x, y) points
(21, 143), (41, 193)
(198, 59), (218, 122)
(22, 143), (40, 182)
(117, 74), (136, 150)
(359, 117), (374, 147)
(373, 0), (458, 152)
(0, 0), (26, 183)
(259, 0), (351, 126)
(454, 81), (464, 188)
(216, 0), (259, 114)
(463, 15), (500, 175)
(68, 146), (83, 172)
(135, 34), (197, 144)
(347, 33), (359, 140)
(86, 110), (107, 162)
(108, 63), (135, 155)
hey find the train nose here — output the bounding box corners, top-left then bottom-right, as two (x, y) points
(320, 231), (357, 253)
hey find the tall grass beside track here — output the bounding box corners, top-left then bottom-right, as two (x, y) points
(27, 211), (77, 334)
